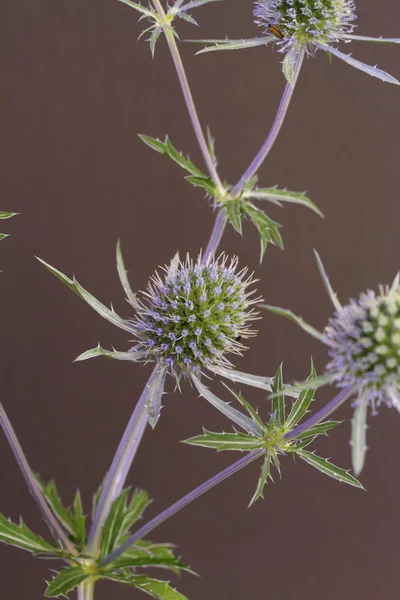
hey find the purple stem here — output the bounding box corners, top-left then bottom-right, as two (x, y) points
(285, 385), (354, 441)
(0, 402), (77, 555)
(100, 448), (264, 566)
(230, 48), (304, 198)
(202, 208), (227, 263)
(86, 367), (158, 555)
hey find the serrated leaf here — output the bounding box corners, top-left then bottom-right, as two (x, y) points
(242, 186), (322, 217)
(118, 0), (156, 19)
(206, 127), (217, 166)
(313, 250), (341, 311)
(271, 364), (285, 427)
(191, 37), (274, 54)
(139, 135), (204, 177)
(244, 203), (283, 260)
(104, 573), (189, 600)
(192, 375), (262, 436)
(260, 304), (326, 343)
(293, 420), (340, 440)
(36, 477), (76, 537)
(45, 567), (88, 598)
(225, 199), (242, 234)
(185, 175), (218, 196)
(37, 258), (133, 334)
(75, 345), (145, 362)
(249, 451), (271, 506)
(146, 366), (168, 428)
(297, 450), (364, 489)
(72, 490), (86, 546)
(100, 491), (129, 559)
(0, 233), (9, 241)
(222, 383), (265, 433)
(179, 0), (225, 12)
(211, 364), (299, 397)
(285, 361), (318, 429)
(116, 240), (138, 307)
(185, 429), (264, 451)
(0, 514), (58, 554)
(121, 489), (151, 534)
(107, 543), (189, 573)
(351, 397), (368, 476)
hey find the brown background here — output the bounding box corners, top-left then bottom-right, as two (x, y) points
(1, 0), (400, 598)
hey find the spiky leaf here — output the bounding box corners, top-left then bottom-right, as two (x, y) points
(45, 567), (88, 598)
(0, 514), (58, 554)
(249, 451), (271, 506)
(297, 450), (364, 489)
(271, 364), (285, 427)
(104, 573), (188, 600)
(184, 429), (264, 451)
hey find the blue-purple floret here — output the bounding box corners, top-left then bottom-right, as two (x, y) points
(130, 255), (259, 374)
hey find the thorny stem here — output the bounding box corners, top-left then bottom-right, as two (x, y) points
(151, 0), (225, 198)
(285, 385), (354, 441)
(100, 448), (264, 566)
(230, 48), (305, 198)
(77, 579), (95, 600)
(0, 402), (77, 555)
(86, 367), (158, 556)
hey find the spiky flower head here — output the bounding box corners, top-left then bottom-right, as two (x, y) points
(132, 253), (259, 376)
(254, 0), (356, 50)
(324, 284), (400, 411)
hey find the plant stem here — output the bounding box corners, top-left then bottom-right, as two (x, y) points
(202, 208), (227, 263)
(86, 367), (158, 556)
(285, 385), (354, 441)
(100, 448), (264, 566)
(231, 48), (305, 197)
(77, 579), (95, 600)
(0, 402), (77, 555)
(151, 0), (225, 197)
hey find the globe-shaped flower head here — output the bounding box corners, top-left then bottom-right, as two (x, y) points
(131, 254), (259, 375)
(263, 253), (400, 475)
(254, 0), (356, 50)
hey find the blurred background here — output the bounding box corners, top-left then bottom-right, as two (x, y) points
(1, 0), (400, 598)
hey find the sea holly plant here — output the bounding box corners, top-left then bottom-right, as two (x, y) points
(262, 252), (400, 476)
(1, 0), (400, 599)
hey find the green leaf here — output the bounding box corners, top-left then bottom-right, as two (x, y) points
(0, 514), (58, 554)
(242, 186), (322, 217)
(260, 304), (326, 343)
(271, 364), (285, 427)
(185, 175), (218, 196)
(313, 250), (342, 311)
(351, 397), (368, 476)
(121, 489), (151, 533)
(282, 46), (302, 88)
(206, 126), (217, 166)
(211, 364), (299, 397)
(244, 203), (283, 261)
(118, 0), (156, 19)
(36, 477), (76, 537)
(0, 233), (9, 241)
(190, 37), (274, 54)
(225, 199), (242, 234)
(285, 361), (318, 429)
(72, 490), (86, 546)
(249, 451), (271, 506)
(100, 490), (130, 559)
(138, 135), (204, 177)
(104, 574), (189, 600)
(116, 240), (138, 307)
(74, 345), (145, 362)
(293, 420), (340, 440)
(222, 384), (265, 433)
(0, 212), (17, 219)
(45, 567), (88, 598)
(184, 429), (264, 451)
(36, 258), (133, 335)
(297, 450), (364, 489)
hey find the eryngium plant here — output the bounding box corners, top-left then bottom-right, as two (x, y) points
(1, 1), (400, 599)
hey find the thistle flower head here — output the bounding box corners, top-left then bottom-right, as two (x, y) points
(254, 0), (356, 50)
(324, 284), (400, 410)
(131, 254), (260, 375)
